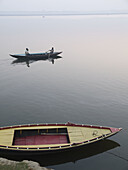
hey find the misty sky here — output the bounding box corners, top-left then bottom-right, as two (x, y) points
(0, 0), (128, 12)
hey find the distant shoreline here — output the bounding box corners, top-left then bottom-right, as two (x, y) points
(0, 11), (128, 16)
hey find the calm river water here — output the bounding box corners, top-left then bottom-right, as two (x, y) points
(0, 15), (128, 170)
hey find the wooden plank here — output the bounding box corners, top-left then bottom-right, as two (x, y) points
(13, 126), (67, 130)
(81, 127), (111, 141)
(67, 126), (111, 143)
(12, 143), (69, 148)
(0, 129), (14, 146)
(67, 127), (86, 143)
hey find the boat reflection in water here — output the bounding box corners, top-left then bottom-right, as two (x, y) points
(11, 55), (62, 67)
(0, 139), (120, 167)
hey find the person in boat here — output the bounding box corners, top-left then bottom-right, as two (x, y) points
(25, 48), (29, 55)
(49, 47), (54, 54)
(47, 47), (54, 58)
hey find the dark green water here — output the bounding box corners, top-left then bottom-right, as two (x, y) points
(0, 15), (128, 169)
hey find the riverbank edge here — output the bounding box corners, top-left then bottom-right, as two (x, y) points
(0, 157), (53, 170)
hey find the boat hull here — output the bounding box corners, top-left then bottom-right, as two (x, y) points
(10, 52), (62, 59)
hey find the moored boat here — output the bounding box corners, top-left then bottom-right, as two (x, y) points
(0, 122), (122, 154)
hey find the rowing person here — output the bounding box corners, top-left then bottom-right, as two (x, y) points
(25, 48), (29, 55)
(49, 47), (54, 54)
(47, 47), (54, 58)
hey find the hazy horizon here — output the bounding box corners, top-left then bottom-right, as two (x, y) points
(0, 0), (128, 12)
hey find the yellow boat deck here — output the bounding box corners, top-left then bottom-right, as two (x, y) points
(0, 129), (14, 146)
(0, 125), (111, 148)
(68, 126), (111, 143)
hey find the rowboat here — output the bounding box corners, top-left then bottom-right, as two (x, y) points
(10, 51), (62, 59)
(0, 122), (122, 155)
